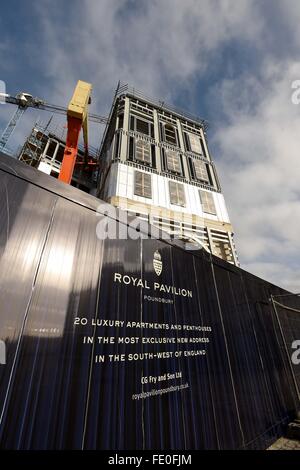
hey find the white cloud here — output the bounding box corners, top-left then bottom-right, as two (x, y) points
(34, 0), (264, 109)
(245, 261), (300, 294)
(213, 60), (300, 291)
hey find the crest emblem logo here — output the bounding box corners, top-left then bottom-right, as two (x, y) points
(153, 250), (162, 276)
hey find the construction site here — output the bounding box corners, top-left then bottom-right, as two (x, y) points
(0, 80), (299, 450)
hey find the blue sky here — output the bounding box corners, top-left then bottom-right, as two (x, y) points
(1, 0), (300, 291)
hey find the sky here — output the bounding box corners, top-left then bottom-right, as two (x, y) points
(1, 0), (300, 292)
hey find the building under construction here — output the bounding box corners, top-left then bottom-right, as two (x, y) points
(0, 81), (299, 450)
(97, 85), (238, 264)
(13, 84), (238, 264)
(18, 119), (99, 194)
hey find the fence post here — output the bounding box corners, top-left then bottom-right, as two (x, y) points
(270, 294), (300, 402)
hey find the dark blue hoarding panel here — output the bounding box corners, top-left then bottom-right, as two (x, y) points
(0, 172), (57, 436)
(0, 153), (299, 450)
(0, 196), (106, 449)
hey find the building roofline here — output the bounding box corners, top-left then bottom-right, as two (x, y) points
(117, 83), (208, 130)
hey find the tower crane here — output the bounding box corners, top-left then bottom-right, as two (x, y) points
(0, 82), (109, 184)
(0, 88), (108, 152)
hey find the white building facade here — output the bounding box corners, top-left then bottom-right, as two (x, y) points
(98, 87), (238, 265)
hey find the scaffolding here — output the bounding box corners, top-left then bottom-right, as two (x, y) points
(18, 119), (99, 193)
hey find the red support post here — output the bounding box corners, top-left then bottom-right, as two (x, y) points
(58, 116), (82, 184)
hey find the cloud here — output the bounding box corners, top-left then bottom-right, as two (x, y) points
(30, 0), (266, 167)
(1, 0), (300, 291)
(34, 0), (264, 108)
(245, 261), (300, 294)
(212, 60), (300, 291)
